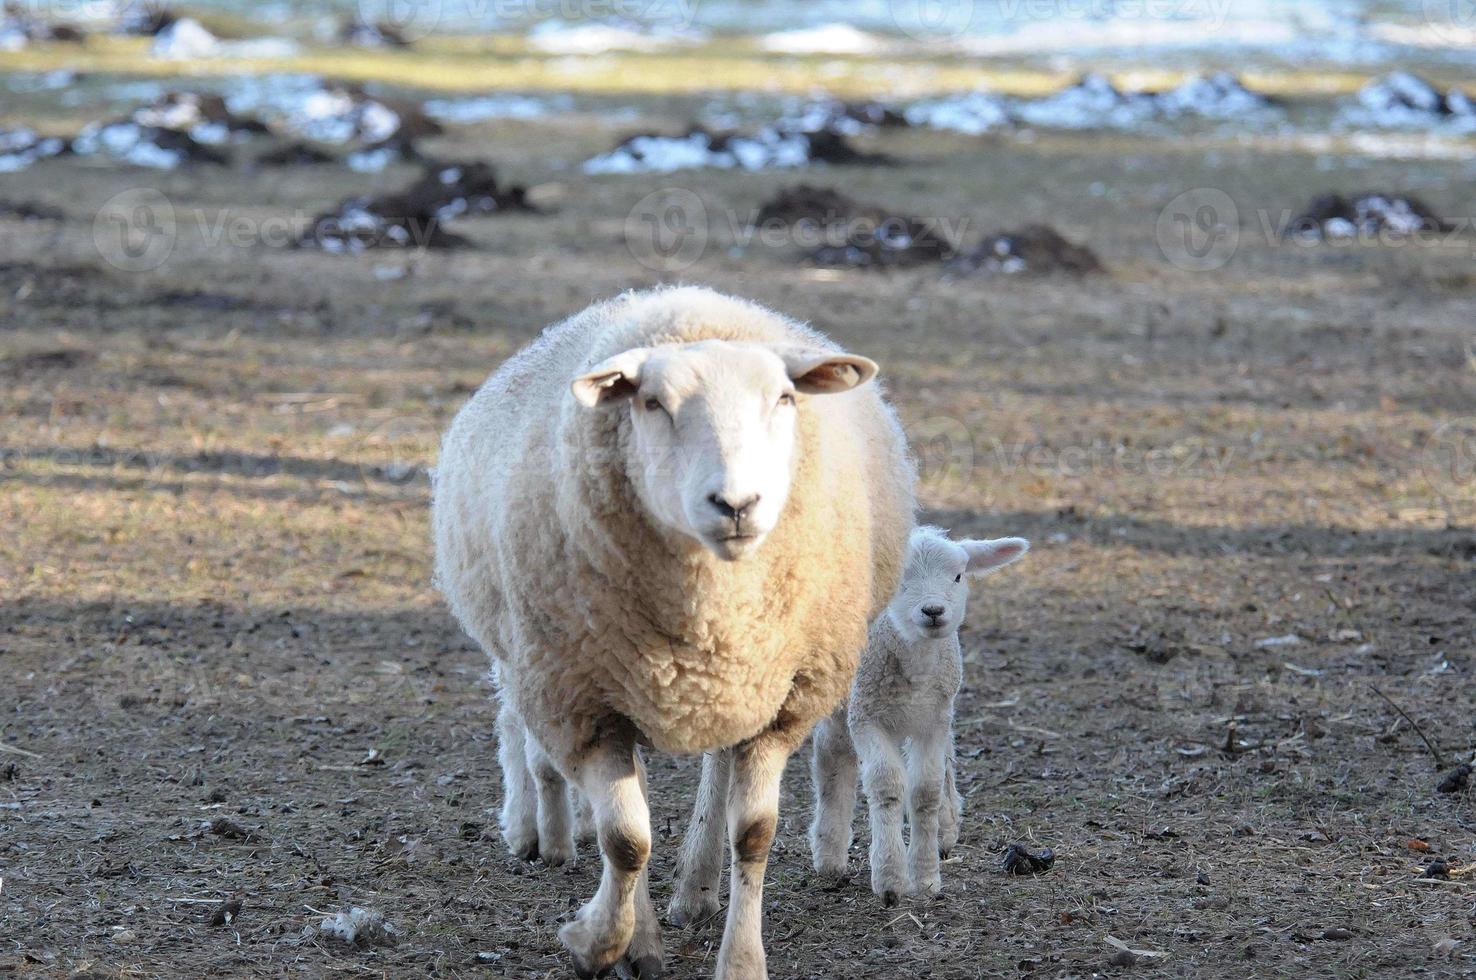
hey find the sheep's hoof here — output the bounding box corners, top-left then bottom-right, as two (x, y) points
(560, 913), (630, 979)
(938, 848), (950, 860)
(616, 953), (665, 979)
(881, 890), (900, 908)
(666, 894), (720, 928)
(910, 876), (942, 897)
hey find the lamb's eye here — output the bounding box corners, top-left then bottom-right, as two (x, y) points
(643, 397), (664, 413)
(777, 392), (796, 408)
(954, 574), (962, 583)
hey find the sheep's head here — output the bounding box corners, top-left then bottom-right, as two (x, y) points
(572, 340), (877, 561)
(887, 527), (1029, 641)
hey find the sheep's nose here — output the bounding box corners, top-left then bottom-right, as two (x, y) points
(921, 605), (945, 622)
(708, 493), (759, 522)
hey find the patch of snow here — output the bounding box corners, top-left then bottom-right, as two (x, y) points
(424, 93), (570, 123)
(1340, 71), (1476, 134)
(759, 23), (885, 55)
(584, 128), (816, 174)
(151, 18), (218, 59)
(904, 91), (1011, 134)
(0, 128), (67, 173)
(526, 21), (689, 53)
(1254, 634), (1303, 648)
(1014, 73), (1158, 130)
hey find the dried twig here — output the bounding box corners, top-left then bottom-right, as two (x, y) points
(0, 742), (42, 760)
(1367, 684), (1447, 770)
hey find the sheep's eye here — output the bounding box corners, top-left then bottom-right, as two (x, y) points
(777, 391), (796, 408)
(954, 574), (962, 583)
(643, 397), (664, 413)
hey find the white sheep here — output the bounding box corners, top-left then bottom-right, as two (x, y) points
(809, 526), (1028, 904)
(433, 287), (914, 979)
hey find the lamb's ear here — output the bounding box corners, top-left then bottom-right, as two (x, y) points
(962, 537), (1030, 576)
(571, 349), (652, 408)
(777, 346), (879, 395)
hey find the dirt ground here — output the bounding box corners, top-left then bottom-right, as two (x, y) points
(2, 98), (1475, 979)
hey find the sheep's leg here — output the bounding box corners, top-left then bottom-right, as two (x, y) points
(905, 731), (947, 896)
(572, 785), (597, 845)
(715, 731), (800, 980)
(618, 750), (662, 979)
(558, 731), (654, 979)
(525, 736), (576, 867)
(669, 750), (731, 927)
(808, 708), (858, 879)
(496, 700), (539, 861)
(938, 744), (962, 859)
(852, 723), (907, 906)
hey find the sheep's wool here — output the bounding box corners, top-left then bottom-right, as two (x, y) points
(433, 287), (914, 756)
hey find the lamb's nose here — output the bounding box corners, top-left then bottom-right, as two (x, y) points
(921, 605), (945, 622)
(708, 493), (759, 522)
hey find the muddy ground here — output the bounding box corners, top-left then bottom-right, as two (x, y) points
(2, 100), (1475, 978)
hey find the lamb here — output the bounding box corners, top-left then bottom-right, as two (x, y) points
(432, 286), (914, 979)
(809, 526), (1029, 904)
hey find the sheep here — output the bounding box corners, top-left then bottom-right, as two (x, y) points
(432, 286), (914, 979)
(809, 526), (1029, 905)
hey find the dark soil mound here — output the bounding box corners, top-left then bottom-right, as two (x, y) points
(1287, 193), (1451, 239)
(753, 185), (951, 269)
(951, 225), (1103, 276)
(254, 141), (337, 167)
(301, 161), (535, 253)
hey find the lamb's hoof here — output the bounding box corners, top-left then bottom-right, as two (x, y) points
(667, 894), (720, 928)
(505, 833), (540, 863)
(540, 837), (576, 868)
(910, 876), (942, 897)
(938, 848), (950, 860)
(812, 859), (849, 884)
(880, 889), (900, 908)
(616, 953), (665, 979)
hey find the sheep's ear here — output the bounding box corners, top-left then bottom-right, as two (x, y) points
(571, 349), (651, 408)
(962, 537), (1029, 576)
(777, 347), (879, 395)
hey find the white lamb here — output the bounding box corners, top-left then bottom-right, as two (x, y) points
(809, 526), (1029, 904)
(433, 287), (914, 979)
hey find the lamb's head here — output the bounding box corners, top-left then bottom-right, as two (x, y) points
(572, 339), (877, 560)
(887, 526), (1029, 641)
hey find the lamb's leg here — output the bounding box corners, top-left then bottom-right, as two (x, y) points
(905, 731), (947, 896)
(715, 730), (800, 980)
(938, 746), (962, 859)
(496, 700), (539, 861)
(669, 750), (731, 927)
(558, 730), (653, 979)
(852, 722), (907, 906)
(808, 707), (858, 879)
(525, 736), (576, 867)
